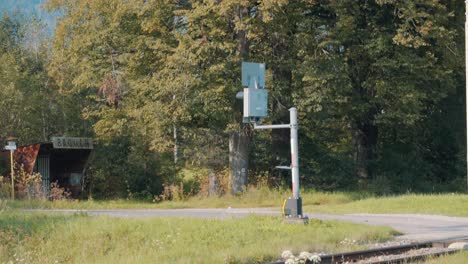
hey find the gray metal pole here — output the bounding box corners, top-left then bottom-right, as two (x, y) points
(290, 107), (300, 199)
(465, 1), (468, 192)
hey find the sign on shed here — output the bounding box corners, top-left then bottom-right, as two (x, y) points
(51, 137), (93, 149)
(4, 140), (16, 150)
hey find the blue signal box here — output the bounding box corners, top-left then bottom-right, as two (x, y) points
(242, 62), (266, 89)
(243, 88), (268, 118)
(239, 62), (267, 122)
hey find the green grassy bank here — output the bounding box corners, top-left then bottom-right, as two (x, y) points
(306, 193), (468, 217)
(0, 211), (397, 264)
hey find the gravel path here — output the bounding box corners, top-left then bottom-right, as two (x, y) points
(24, 208), (468, 242)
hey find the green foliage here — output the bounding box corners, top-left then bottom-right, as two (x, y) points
(86, 137), (164, 200)
(0, 14), (86, 143)
(294, 0), (462, 189)
(0, 0), (465, 198)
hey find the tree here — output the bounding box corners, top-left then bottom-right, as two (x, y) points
(44, 0), (466, 197)
(46, 0), (179, 196)
(149, 0), (267, 194)
(0, 15), (66, 144)
(296, 0), (458, 187)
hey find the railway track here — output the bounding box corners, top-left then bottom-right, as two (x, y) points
(268, 239), (466, 264)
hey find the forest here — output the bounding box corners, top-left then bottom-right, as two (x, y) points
(0, 0), (465, 200)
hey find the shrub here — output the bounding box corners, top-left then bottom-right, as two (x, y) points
(153, 183), (184, 202)
(15, 166), (44, 200)
(49, 181), (71, 201)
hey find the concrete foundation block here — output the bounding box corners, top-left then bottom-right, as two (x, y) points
(448, 242), (468, 250)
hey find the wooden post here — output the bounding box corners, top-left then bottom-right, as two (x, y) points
(10, 150), (14, 200)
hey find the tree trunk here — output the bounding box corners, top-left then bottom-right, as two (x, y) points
(348, 49), (378, 187)
(173, 94), (178, 166)
(173, 124), (178, 165)
(229, 131), (250, 194)
(229, 5), (251, 194)
(352, 126), (368, 185)
(208, 170), (219, 196)
(351, 121), (378, 186)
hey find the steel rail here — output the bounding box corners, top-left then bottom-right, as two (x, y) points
(267, 239), (464, 264)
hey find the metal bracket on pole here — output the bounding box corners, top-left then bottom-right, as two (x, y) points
(275, 166), (291, 170)
(253, 123), (290, 130)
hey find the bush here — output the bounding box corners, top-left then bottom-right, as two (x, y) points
(49, 181), (71, 201)
(153, 183), (184, 202)
(15, 166), (44, 200)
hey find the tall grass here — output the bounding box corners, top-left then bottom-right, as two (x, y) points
(0, 212), (86, 260)
(0, 212), (397, 264)
(305, 194), (468, 216)
(10, 190), (468, 217)
(9, 188), (367, 210)
(421, 251), (468, 264)
(0, 198), (7, 212)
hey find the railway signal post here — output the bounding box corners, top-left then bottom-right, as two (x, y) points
(236, 62), (307, 223)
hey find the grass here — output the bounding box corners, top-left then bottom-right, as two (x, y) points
(7, 189), (468, 217)
(0, 211), (398, 264)
(0, 211), (86, 261)
(6, 188), (367, 210)
(305, 193), (468, 217)
(4, 192), (468, 263)
(421, 251), (468, 264)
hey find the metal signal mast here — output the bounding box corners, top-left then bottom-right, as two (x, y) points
(465, 1), (468, 191)
(236, 62), (307, 222)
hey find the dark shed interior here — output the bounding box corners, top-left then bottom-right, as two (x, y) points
(34, 143), (92, 197)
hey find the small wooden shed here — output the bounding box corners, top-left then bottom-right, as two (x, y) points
(2, 137), (93, 198)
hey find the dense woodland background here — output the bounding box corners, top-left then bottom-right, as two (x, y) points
(0, 0), (466, 199)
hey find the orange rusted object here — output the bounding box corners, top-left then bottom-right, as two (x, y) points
(14, 144), (41, 174)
